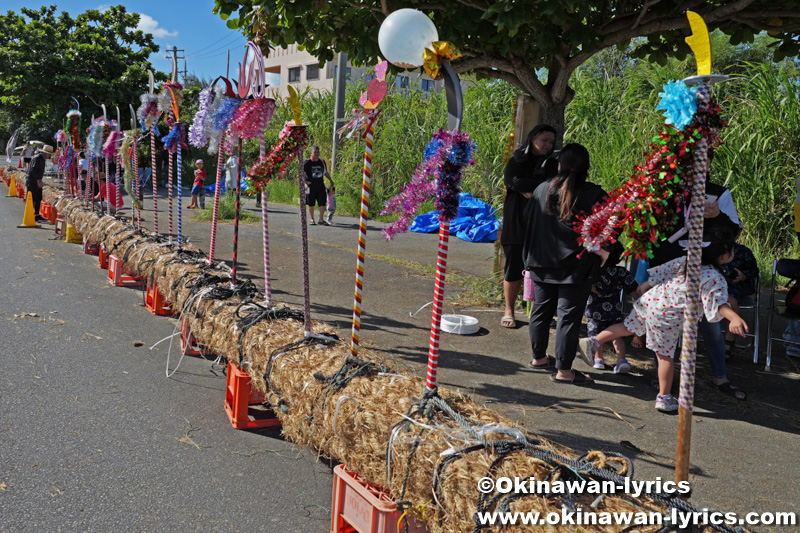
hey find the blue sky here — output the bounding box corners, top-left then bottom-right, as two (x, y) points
(48, 1), (251, 81)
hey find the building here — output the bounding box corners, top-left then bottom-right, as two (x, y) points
(263, 44), (446, 97)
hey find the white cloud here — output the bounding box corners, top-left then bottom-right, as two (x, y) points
(136, 14), (178, 39)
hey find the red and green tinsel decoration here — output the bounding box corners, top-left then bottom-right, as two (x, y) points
(576, 96), (725, 259)
(247, 122), (308, 194)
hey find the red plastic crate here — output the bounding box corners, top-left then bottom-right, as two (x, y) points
(107, 254), (141, 288)
(47, 205), (58, 224)
(98, 245), (109, 269)
(146, 282), (174, 316)
(224, 361), (281, 430)
(83, 235), (99, 256)
(41, 202), (51, 219)
(331, 465), (428, 533)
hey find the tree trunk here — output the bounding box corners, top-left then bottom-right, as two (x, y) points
(539, 99), (569, 148)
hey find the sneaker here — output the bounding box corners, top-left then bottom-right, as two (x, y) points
(655, 394), (679, 412)
(593, 358), (605, 370)
(577, 338), (596, 367)
(614, 359), (631, 374)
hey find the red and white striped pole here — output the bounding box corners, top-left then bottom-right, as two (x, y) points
(116, 153), (123, 215)
(167, 146), (174, 244)
(425, 222), (450, 391)
(132, 135), (141, 231)
(209, 132), (226, 263)
(150, 128), (159, 234)
(104, 157), (110, 216)
(350, 120), (374, 356)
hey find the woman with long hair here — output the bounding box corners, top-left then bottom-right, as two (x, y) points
(499, 124), (558, 328)
(523, 143), (607, 384)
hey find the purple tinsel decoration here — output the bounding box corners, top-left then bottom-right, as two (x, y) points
(382, 129), (476, 240)
(189, 87), (214, 148)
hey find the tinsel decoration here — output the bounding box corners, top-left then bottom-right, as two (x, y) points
(66, 110), (82, 148)
(103, 130), (124, 158)
(210, 97), (242, 154)
(161, 122), (188, 154)
(137, 94), (160, 134)
(224, 98), (276, 154)
(158, 82), (183, 114)
(188, 87), (214, 148)
(576, 91), (726, 259)
(119, 133), (142, 209)
(382, 129), (476, 240)
(55, 130), (67, 143)
(247, 122), (308, 193)
(88, 117), (106, 154)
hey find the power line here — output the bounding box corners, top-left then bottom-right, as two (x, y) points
(186, 32), (240, 56)
(186, 34), (246, 59)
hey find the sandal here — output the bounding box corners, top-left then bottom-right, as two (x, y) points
(309, 219), (317, 225)
(528, 356), (555, 371)
(550, 372), (593, 385)
(724, 339), (735, 360)
(632, 335), (645, 349)
(500, 315), (516, 328)
(716, 381), (747, 401)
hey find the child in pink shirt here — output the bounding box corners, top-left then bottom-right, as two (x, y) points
(188, 159), (206, 209)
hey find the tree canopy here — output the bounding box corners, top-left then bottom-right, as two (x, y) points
(214, 0), (800, 132)
(0, 5), (162, 140)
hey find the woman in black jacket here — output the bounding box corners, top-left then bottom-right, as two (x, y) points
(500, 124), (558, 328)
(523, 143), (607, 384)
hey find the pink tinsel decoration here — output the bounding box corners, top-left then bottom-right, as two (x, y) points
(224, 97), (276, 154)
(103, 131), (125, 158)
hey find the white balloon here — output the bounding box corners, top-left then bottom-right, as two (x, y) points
(378, 9), (438, 69)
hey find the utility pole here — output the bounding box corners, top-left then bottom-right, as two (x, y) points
(226, 49), (230, 79)
(330, 52), (348, 173)
(166, 46), (185, 84)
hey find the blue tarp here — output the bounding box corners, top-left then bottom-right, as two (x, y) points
(205, 182), (226, 195)
(409, 193), (499, 243)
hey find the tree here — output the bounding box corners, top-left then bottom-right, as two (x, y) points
(0, 5), (163, 139)
(213, 0), (800, 136)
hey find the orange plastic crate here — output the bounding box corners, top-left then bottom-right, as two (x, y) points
(41, 202), (51, 219)
(180, 314), (211, 356)
(17, 183), (25, 199)
(224, 361), (281, 430)
(47, 205), (58, 224)
(331, 465), (428, 533)
(146, 282), (174, 316)
(107, 255), (141, 288)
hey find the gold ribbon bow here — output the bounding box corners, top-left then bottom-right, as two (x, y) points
(423, 41), (462, 80)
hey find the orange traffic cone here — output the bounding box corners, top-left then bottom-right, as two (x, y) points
(6, 175), (17, 197)
(18, 192), (40, 228)
(18, 158), (22, 168)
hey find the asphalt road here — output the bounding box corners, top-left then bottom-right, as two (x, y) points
(2, 169), (799, 531)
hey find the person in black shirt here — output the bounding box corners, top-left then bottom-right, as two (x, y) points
(523, 143), (608, 384)
(26, 144), (54, 222)
(303, 146), (334, 225)
(500, 124), (558, 328)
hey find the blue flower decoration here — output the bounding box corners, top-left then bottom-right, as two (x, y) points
(655, 80), (698, 131)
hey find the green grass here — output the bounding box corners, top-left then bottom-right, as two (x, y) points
(193, 191), (261, 224)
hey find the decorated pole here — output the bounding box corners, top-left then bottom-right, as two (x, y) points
(167, 143), (174, 243)
(116, 153), (123, 215)
(176, 141), (183, 248)
(378, 11), (470, 391)
(350, 121), (374, 356)
(231, 139), (243, 286)
(675, 11), (728, 483)
(347, 62), (387, 357)
(259, 138), (271, 305)
(297, 143), (312, 332)
(132, 135), (141, 231)
(150, 128), (159, 234)
(209, 132), (226, 262)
